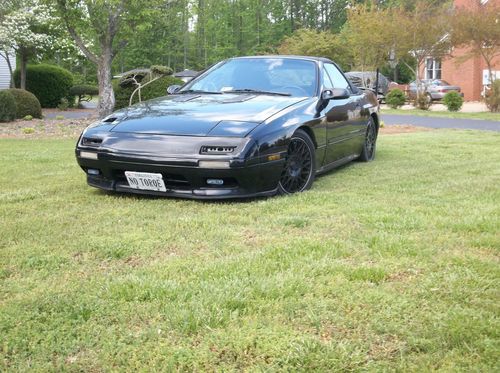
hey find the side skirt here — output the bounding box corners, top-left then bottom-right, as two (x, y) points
(315, 154), (359, 175)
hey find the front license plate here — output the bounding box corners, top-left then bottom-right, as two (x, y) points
(125, 171), (167, 192)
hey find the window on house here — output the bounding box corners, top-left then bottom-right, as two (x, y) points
(425, 58), (442, 80)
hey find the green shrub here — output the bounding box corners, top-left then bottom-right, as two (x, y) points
(443, 91), (463, 112)
(57, 98), (69, 111)
(5, 89), (42, 119)
(386, 89), (406, 109)
(150, 65), (173, 75)
(70, 84), (98, 107)
(485, 79), (500, 113)
(22, 127), (35, 134)
(114, 74), (184, 110)
(414, 93), (431, 110)
(24, 115), (33, 121)
(14, 64), (74, 108)
(55, 115), (65, 120)
(0, 90), (17, 122)
(70, 84), (99, 97)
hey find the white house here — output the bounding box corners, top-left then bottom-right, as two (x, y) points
(0, 52), (16, 89)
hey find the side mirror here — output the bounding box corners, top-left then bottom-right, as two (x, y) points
(167, 85), (181, 95)
(330, 88), (350, 100)
(316, 88), (350, 114)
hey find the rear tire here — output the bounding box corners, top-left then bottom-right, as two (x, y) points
(278, 129), (316, 194)
(359, 117), (378, 162)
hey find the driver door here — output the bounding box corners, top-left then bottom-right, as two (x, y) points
(321, 64), (361, 165)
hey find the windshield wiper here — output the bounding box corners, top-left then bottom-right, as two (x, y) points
(177, 89), (222, 94)
(223, 89), (291, 96)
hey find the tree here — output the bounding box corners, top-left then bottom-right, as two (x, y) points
(53, 0), (153, 117)
(452, 2), (500, 87)
(396, 1), (452, 99)
(341, 4), (394, 73)
(278, 29), (352, 71)
(0, 1), (65, 89)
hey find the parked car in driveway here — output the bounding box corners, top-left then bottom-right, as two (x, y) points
(75, 56), (379, 199)
(408, 79), (463, 101)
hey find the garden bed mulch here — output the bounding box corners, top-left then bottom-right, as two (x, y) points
(0, 117), (96, 139)
(380, 124), (432, 135)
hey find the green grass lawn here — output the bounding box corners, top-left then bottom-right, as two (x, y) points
(382, 108), (500, 121)
(1, 130), (499, 371)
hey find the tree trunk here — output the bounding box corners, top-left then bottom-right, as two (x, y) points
(20, 50), (28, 90)
(96, 53), (115, 118)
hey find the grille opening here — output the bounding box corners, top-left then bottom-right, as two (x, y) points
(200, 146), (236, 155)
(82, 137), (103, 147)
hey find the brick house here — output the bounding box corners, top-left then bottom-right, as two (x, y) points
(422, 0), (500, 101)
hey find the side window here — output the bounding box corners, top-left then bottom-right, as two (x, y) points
(322, 68), (334, 88)
(324, 64), (351, 92)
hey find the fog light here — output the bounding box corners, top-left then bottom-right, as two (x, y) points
(207, 178), (224, 185)
(80, 151), (98, 160)
(198, 161), (230, 169)
(87, 168), (100, 175)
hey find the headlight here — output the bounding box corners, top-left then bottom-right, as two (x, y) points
(200, 146), (236, 155)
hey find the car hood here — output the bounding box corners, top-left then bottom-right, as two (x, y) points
(108, 94), (308, 137)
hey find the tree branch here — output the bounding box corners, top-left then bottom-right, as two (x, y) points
(56, 0), (98, 65)
(67, 26), (99, 64)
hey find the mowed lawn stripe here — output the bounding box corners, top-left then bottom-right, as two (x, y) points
(0, 130), (499, 371)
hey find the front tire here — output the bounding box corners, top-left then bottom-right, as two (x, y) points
(359, 117), (378, 162)
(278, 129), (316, 194)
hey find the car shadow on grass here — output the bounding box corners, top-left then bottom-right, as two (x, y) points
(90, 188), (271, 204)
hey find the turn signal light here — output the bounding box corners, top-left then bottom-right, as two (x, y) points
(267, 154), (281, 161)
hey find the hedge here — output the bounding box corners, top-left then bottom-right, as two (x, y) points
(14, 64), (74, 108)
(0, 90), (17, 122)
(6, 89), (42, 119)
(114, 75), (184, 110)
(70, 84), (99, 107)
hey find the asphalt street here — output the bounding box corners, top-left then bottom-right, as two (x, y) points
(382, 114), (500, 132)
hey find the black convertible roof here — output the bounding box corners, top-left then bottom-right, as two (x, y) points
(232, 55), (333, 64)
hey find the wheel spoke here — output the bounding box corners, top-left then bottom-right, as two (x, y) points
(279, 137), (313, 193)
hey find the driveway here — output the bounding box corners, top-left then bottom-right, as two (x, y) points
(382, 114), (500, 132)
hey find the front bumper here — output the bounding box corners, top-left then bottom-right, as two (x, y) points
(76, 149), (284, 199)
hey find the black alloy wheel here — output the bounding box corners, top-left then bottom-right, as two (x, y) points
(278, 129), (316, 194)
(359, 117), (377, 162)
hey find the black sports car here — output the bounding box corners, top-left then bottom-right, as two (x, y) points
(76, 56), (379, 199)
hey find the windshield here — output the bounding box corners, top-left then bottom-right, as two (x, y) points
(181, 58), (318, 97)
